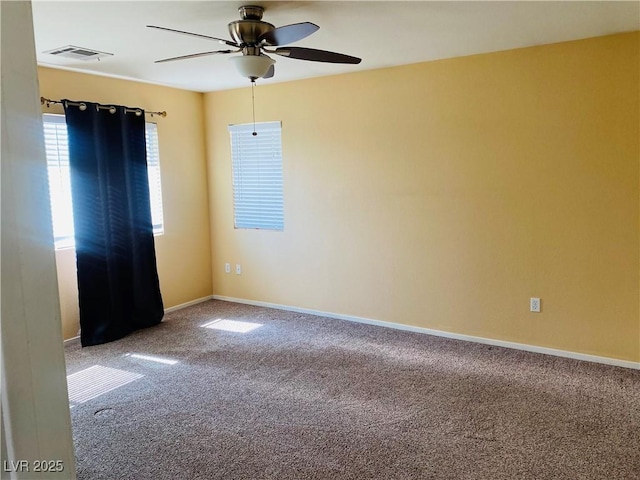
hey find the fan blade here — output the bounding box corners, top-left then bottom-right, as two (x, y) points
(275, 47), (361, 64)
(258, 22), (319, 46)
(154, 50), (234, 64)
(147, 25), (238, 47)
(262, 64), (275, 79)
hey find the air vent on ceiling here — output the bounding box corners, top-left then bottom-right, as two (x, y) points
(43, 45), (113, 61)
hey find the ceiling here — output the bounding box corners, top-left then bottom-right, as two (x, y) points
(32, 1), (640, 93)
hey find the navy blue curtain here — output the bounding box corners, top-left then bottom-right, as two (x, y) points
(64, 100), (164, 347)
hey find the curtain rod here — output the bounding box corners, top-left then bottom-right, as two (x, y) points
(40, 97), (167, 118)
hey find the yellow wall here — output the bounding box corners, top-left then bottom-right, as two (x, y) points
(38, 67), (213, 340)
(205, 32), (640, 362)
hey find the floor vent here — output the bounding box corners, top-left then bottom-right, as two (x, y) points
(43, 45), (113, 61)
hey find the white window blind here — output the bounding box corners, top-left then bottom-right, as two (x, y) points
(229, 121), (284, 230)
(44, 114), (74, 248)
(43, 114), (165, 249)
(145, 122), (164, 234)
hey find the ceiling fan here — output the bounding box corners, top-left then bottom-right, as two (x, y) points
(148, 5), (362, 82)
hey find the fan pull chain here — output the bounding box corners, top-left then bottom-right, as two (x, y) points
(251, 80), (257, 136)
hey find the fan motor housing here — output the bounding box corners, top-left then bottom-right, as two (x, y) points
(228, 19), (274, 46)
(229, 6), (274, 46)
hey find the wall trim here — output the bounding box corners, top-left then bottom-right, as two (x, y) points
(164, 295), (214, 314)
(63, 296), (215, 344)
(212, 295), (640, 370)
(63, 336), (80, 346)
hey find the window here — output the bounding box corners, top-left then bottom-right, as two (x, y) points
(44, 114), (74, 247)
(43, 114), (164, 249)
(145, 123), (164, 234)
(228, 121), (283, 230)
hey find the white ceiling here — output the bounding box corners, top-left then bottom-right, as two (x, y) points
(32, 1), (640, 93)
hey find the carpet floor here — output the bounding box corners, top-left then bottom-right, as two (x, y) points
(64, 300), (640, 480)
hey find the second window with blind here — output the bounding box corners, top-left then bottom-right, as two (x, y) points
(228, 122), (284, 230)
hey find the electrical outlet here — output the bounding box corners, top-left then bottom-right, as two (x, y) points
(530, 297), (541, 313)
(224, 263), (231, 273)
(235, 264), (242, 275)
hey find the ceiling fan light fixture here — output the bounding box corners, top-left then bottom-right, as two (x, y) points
(150, 5), (362, 78)
(230, 55), (275, 80)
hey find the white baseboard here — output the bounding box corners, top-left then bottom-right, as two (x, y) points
(212, 295), (640, 370)
(63, 296), (214, 345)
(164, 295), (214, 314)
(63, 336), (80, 346)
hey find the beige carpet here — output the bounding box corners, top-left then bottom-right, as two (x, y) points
(64, 299), (640, 479)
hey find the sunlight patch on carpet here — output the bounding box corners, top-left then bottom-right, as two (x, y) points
(67, 365), (144, 405)
(201, 318), (263, 333)
(125, 353), (178, 365)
